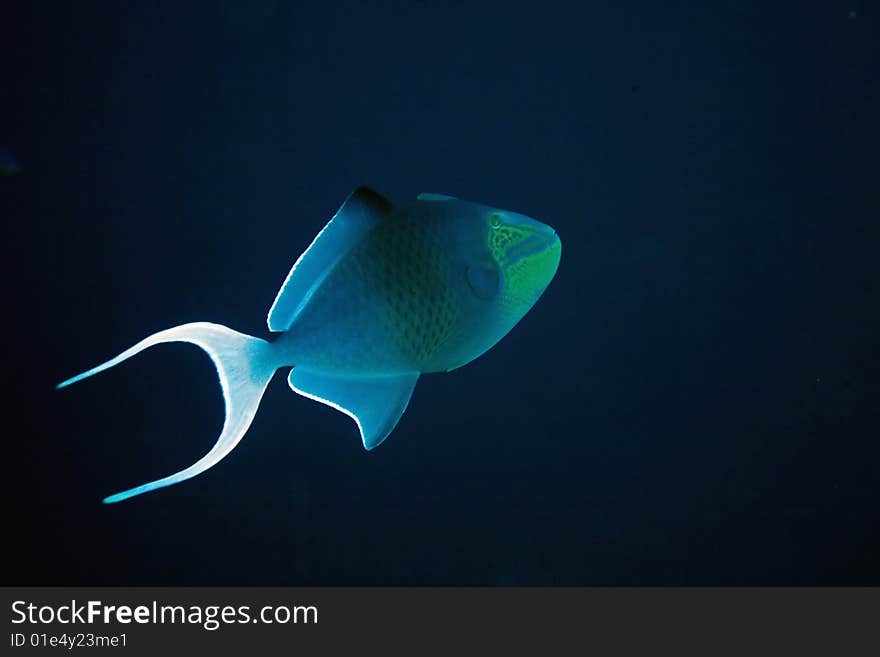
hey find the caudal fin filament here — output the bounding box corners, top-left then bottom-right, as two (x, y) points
(57, 322), (277, 503)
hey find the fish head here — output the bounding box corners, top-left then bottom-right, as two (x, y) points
(415, 193), (562, 369)
(443, 199), (561, 315)
(483, 207), (561, 316)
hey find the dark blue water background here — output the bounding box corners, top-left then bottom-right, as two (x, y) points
(3, 1), (877, 584)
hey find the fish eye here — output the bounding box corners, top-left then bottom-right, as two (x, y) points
(489, 213), (502, 229)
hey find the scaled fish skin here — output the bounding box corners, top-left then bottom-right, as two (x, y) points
(57, 187), (562, 503)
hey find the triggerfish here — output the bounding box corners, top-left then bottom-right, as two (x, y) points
(57, 187), (562, 503)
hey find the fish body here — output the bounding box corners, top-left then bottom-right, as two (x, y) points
(58, 187), (561, 502)
(276, 190), (560, 374)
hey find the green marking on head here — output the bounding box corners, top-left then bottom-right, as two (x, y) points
(486, 209), (561, 320)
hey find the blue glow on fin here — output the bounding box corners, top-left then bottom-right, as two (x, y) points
(417, 193), (457, 201)
(266, 186), (392, 332)
(56, 323), (277, 503)
(288, 368), (419, 450)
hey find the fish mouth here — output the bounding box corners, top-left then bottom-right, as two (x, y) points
(530, 224), (560, 255)
(500, 212), (560, 270)
(502, 229), (560, 269)
(539, 230), (560, 254)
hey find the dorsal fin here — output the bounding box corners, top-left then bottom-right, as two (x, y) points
(267, 186), (392, 332)
(417, 193), (457, 201)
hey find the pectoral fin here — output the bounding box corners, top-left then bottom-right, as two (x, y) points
(288, 368), (419, 449)
(466, 264), (501, 300)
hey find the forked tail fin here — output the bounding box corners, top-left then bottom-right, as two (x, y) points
(56, 322), (278, 503)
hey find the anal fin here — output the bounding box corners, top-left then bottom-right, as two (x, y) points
(288, 368), (419, 449)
